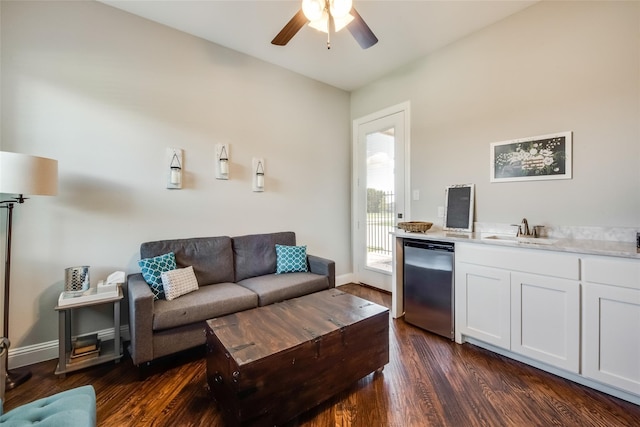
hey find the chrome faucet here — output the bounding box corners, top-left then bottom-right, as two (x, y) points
(519, 218), (530, 236)
(512, 218), (543, 237)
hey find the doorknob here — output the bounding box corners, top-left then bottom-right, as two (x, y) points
(398, 213), (403, 219)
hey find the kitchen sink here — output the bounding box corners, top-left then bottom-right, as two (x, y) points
(482, 235), (517, 241)
(482, 235), (558, 245)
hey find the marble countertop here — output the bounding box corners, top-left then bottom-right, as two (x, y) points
(394, 229), (640, 260)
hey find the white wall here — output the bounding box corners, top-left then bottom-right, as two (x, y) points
(3, 0), (639, 366)
(352, 1), (640, 229)
(0, 1), (351, 357)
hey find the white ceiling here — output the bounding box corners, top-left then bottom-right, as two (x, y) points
(99, 0), (538, 91)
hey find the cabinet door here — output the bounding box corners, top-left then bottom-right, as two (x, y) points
(583, 282), (640, 395)
(456, 263), (510, 349)
(511, 273), (580, 372)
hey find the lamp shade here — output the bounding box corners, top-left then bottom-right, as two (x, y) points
(0, 151), (58, 196)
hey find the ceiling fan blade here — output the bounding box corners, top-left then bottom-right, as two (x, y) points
(271, 9), (308, 46)
(347, 8), (378, 49)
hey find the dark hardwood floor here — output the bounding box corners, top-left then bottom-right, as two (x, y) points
(5, 284), (639, 426)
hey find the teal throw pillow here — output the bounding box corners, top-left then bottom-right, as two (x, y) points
(138, 252), (176, 300)
(275, 244), (308, 274)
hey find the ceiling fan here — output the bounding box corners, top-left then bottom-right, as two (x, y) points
(271, 0), (378, 50)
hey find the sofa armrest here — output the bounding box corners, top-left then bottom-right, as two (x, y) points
(307, 254), (335, 288)
(126, 273), (155, 366)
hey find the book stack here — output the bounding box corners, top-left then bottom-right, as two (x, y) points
(71, 333), (100, 361)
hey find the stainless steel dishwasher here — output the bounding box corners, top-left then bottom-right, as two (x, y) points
(403, 239), (454, 340)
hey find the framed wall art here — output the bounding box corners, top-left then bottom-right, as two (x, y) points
(490, 131), (572, 182)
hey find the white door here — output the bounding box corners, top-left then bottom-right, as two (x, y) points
(455, 263), (511, 349)
(510, 273), (580, 373)
(353, 103), (409, 292)
(583, 282), (640, 394)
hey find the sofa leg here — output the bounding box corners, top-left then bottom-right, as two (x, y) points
(137, 362), (151, 381)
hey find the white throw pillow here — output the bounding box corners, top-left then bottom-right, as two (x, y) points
(160, 266), (199, 301)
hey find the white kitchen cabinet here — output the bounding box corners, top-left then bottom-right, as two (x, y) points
(511, 273), (580, 373)
(582, 257), (640, 395)
(456, 263), (511, 349)
(418, 238), (640, 404)
(455, 243), (581, 372)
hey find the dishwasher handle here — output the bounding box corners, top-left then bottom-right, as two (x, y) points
(404, 240), (454, 252)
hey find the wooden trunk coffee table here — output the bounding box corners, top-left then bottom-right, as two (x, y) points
(205, 288), (389, 427)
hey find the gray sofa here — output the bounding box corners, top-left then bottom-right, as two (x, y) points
(126, 231), (335, 366)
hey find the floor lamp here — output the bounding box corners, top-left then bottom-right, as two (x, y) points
(0, 151), (58, 390)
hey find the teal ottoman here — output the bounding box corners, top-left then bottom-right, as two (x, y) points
(0, 385), (96, 426)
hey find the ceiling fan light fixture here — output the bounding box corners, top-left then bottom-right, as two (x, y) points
(308, 10), (330, 33)
(272, 0), (377, 49)
(329, 0), (353, 19)
(333, 13), (354, 32)
(302, 0), (326, 22)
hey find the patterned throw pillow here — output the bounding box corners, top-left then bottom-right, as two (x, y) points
(161, 266), (199, 301)
(138, 252), (176, 300)
(275, 244), (308, 274)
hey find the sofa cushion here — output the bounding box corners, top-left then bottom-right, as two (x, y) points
(161, 266), (199, 301)
(276, 244), (309, 274)
(141, 236), (234, 286)
(237, 272), (330, 306)
(152, 282), (257, 331)
(233, 232), (296, 282)
(138, 252), (177, 300)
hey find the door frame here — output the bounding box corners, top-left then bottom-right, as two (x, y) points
(351, 101), (411, 290)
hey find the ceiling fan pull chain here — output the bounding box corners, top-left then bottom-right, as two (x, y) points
(327, 14), (331, 49)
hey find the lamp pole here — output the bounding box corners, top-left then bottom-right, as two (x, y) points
(3, 202), (13, 341)
(0, 151), (58, 390)
(1, 196), (32, 389)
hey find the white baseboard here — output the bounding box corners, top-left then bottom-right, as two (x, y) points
(9, 326), (130, 369)
(335, 273), (354, 286)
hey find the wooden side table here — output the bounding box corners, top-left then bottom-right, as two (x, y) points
(54, 288), (123, 377)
